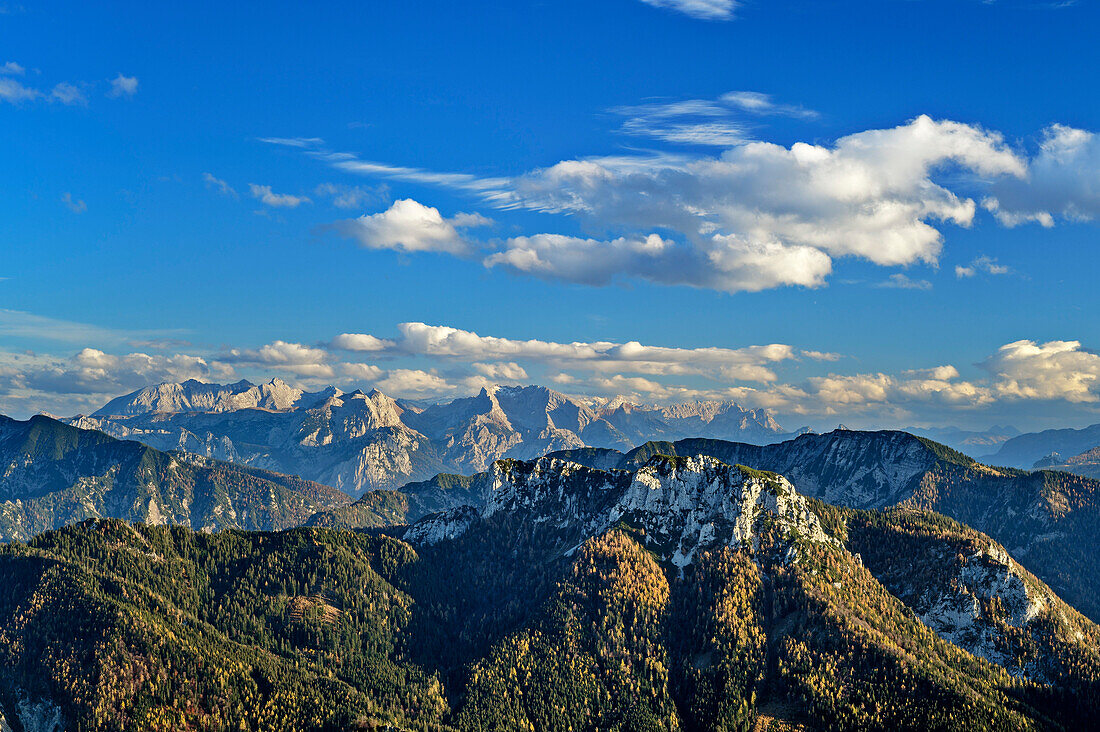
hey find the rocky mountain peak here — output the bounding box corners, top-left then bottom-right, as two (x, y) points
(408, 453), (835, 568)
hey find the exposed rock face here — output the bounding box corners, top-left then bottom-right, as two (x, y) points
(404, 455), (835, 570)
(398, 453), (1100, 688)
(916, 542), (1049, 673)
(0, 692), (65, 732)
(72, 381), (792, 496)
(94, 378), (308, 416)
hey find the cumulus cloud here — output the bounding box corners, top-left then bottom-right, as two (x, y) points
(107, 73), (138, 98)
(249, 183), (310, 208)
(302, 113), (1100, 294)
(6, 321), (1100, 425)
(376, 368), (452, 396)
(484, 232), (833, 293)
(0, 347), (234, 416)
(0, 61), (24, 75)
(339, 362), (384, 380)
(637, 0), (738, 20)
(955, 255), (1009, 278)
(508, 116), (1023, 268)
(333, 198), (488, 255)
(984, 340), (1100, 403)
(395, 322), (794, 381)
(329, 333), (395, 352)
(473, 362), (529, 381)
(224, 340), (333, 378)
(985, 125), (1100, 225)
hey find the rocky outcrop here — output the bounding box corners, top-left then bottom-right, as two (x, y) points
(403, 454), (835, 570)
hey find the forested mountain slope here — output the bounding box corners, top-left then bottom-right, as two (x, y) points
(0, 415), (351, 542)
(3, 454), (1097, 730)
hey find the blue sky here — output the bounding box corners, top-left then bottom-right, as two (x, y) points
(1, 0), (1099, 431)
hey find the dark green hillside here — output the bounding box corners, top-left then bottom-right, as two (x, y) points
(0, 415), (351, 542)
(306, 472), (490, 530)
(1, 507), (1095, 730)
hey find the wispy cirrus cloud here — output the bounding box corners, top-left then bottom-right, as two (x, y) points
(203, 173), (238, 198)
(610, 91), (817, 147)
(0, 63), (137, 107)
(637, 0), (739, 21)
(876, 273), (932, 290)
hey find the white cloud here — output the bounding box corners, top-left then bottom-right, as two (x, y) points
(473, 362), (529, 381)
(955, 255), (1009, 278)
(984, 340), (1100, 403)
(314, 182), (385, 209)
(0, 76), (38, 103)
(61, 192), (87, 214)
(512, 116), (1022, 256)
(203, 173), (238, 198)
(376, 368), (452, 397)
(612, 98), (749, 147)
(50, 82), (86, 106)
(637, 0), (738, 20)
(333, 199), (488, 255)
(225, 340), (333, 378)
(492, 116), (1025, 291)
(985, 124), (1100, 225)
(610, 92), (816, 149)
(485, 232), (832, 292)
(340, 362), (384, 380)
(395, 322), (793, 382)
(107, 73), (138, 98)
(300, 113), (1094, 294)
(0, 347), (234, 416)
(0, 61), (24, 75)
(876, 273), (932, 290)
(803, 350), (843, 362)
(312, 149), (511, 198)
(249, 183), (310, 208)
(6, 320), (1100, 425)
(330, 333), (394, 352)
(719, 91), (819, 119)
(257, 136), (325, 148)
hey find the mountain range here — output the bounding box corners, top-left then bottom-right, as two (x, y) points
(69, 378), (797, 497)
(982, 422), (1100, 471)
(312, 429), (1100, 623)
(5, 380), (1100, 728)
(1, 452), (1097, 730)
